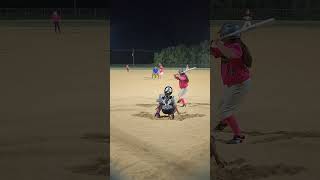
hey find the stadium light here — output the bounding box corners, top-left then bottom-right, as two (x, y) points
(74, 0), (77, 16)
(132, 48), (135, 66)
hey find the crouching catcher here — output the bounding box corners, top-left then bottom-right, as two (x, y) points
(155, 86), (180, 119)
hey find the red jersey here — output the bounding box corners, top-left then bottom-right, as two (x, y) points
(51, 14), (61, 23)
(159, 65), (164, 73)
(175, 74), (189, 89)
(210, 42), (250, 86)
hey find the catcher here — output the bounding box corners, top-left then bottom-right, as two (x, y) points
(154, 86), (180, 120)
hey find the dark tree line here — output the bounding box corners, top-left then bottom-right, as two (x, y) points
(153, 41), (210, 67)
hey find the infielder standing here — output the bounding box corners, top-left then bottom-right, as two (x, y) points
(242, 9), (253, 29)
(152, 66), (159, 79)
(210, 23), (253, 144)
(159, 63), (164, 79)
(51, 11), (61, 33)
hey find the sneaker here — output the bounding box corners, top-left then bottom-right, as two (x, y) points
(226, 136), (244, 144)
(154, 113), (160, 118)
(239, 135), (245, 140)
(215, 121), (227, 131)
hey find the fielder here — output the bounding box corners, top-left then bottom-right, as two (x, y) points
(51, 11), (61, 33)
(210, 23), (253, 144)
(152, 66), (159, 79)
(154, 86), (180, 120)
(242, 9), (253, 29)
(174, 69), (189, 107)
(159, 63), (164, 79)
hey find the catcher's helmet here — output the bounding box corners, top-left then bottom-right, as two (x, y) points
(164, 86), (173, 96)
(219, 23), (241, 39)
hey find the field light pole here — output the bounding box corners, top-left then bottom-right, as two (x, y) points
(132, 48), (135, 66)
(74, 0), (77, 16)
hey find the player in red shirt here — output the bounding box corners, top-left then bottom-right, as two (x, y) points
(51, 11), (61, 33)
(210, 23), (253, 144)
(174, 69), (189, 107)
(158, 63), (164, 79)
(242, 9), (253, 29)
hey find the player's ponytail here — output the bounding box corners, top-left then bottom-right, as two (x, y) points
(229, 38), (253, 68)
(239, 39), (253, 68)
(185, 74), (189, 83)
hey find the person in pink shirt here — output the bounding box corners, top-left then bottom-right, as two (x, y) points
(210, 23), (253, 144)
(242, 8), (253, 29)
(159, 63), (164, 78)
(174, 69), (189, 107)
(51, 11), (61, 33)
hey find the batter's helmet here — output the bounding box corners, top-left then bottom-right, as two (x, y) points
(219, 23), (241, 39)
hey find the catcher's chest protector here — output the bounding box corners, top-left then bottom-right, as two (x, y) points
(160, 95), (174, 110)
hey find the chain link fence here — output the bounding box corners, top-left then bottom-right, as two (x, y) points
(0, 8), (109, 19)
(211, 8), (320, 20)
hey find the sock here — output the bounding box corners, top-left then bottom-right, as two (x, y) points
(181, 98), (187, 105)
(223, 115), (241, 136)
(156, 107), (161, 114)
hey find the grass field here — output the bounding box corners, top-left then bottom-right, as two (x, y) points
(211, 22), (320, 180)
(0, 20), (109, 180)
(110, 68), (210, 180)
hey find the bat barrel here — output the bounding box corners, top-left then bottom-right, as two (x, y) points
(183, 67), (197, 73)
(221, 18), (275, 39)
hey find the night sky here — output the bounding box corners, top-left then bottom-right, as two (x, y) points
(111, 0), (209, 49)
(110, 0), (209, 64)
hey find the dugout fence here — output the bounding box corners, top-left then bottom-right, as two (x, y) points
(211, 8), (320, 20)
(0, 8), (109, 19)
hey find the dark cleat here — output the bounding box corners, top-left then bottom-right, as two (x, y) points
(154, 113), (160, 118)
(215, 121), (228, 131)
(226, 136), (244, 144)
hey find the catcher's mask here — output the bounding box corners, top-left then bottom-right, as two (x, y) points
(164, 86), (173, 96)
